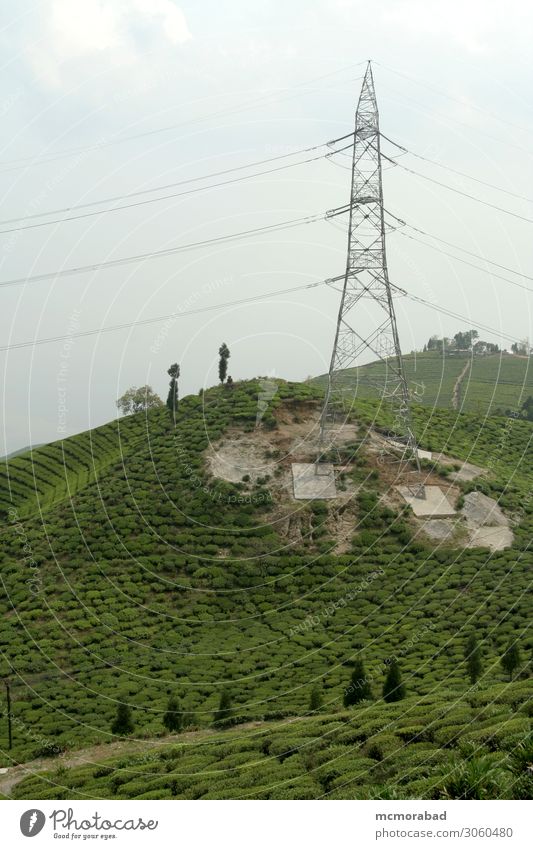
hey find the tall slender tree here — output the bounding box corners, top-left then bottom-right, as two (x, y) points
(383, 659), (405, 703)
(214, 689), (233, 723)
(344, 659), (372, 707)
(501, 640), (521, 681)
(166, 363), (180, 425)
(218, 343), (230, 384)
(111, 702), (134, 735)
(163, 695), (183, 733)
(309, 684), (323, 713)
(464, 634), (482, 684)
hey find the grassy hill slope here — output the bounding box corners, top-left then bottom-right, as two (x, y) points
(313, 352), (533, 415)
(0, 380), (531, 798)
(0, 416), (150, 520)
(8, 680), (532, 800)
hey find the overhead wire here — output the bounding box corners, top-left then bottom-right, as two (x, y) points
(0, 272), (520, 354)
(1, 62), (528, 358)
(0, 64), (366, 173)
(374, 61), (533, 136)
(0, 146), (352, 236)
(377, 79), (533, 159)
(381, 132), (533, 205)
(390, 281), (524, 347)
(386, 210), (533, 289)
(380, 149), (533, 226)
(392, 226), (533, 295)
(0, 137), (351, 228)
(0, 213), (324, 290)
(0, 275), (343, 353)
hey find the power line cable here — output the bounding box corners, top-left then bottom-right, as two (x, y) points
(386, 210), (533, 287)
(0, 213), (324, 290)
(389, 221), (533, 295)
(375, 61), (533, 136)
(0, 275), (342, 352)
(327, 198), (533, 293)
(0, 147), (351, 236)
(390, 282), (522, 346)
(377, 79), (533, 160)
(2, 275), (519, 353)
(0, 139), (344, 228)
(381, 133), (533, 205)
(0, 64), (366, 173)
(381, 149), (533, 225)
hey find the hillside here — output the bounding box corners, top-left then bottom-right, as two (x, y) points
(7, 680), (532, 800)
(0, 379), (531, 799)
(313, 352), (533, 415)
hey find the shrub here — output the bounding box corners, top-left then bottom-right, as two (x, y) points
(344, 660), (373, 706)
(111, 703), (134, 736)
(214, 690), (233, 724)
(163, 696), (183, 733)
(309, 685), (323, 713)
(383, 660), (406, 703)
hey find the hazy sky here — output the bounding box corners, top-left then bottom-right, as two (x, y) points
(1, 0), (532, 454)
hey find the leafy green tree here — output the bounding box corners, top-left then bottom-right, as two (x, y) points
(344, 659), (372, 707)
(453, 329), (478, 350)
(166, 363), (180, 425)
(116, 385), (163, 416)
(501, 639), (521, 681)
(163, 696), (183, 733)
(111, 702), (134, 735)
(464, 634), (482, 684)
(382, 659), (405, 703)
(309, 684), (323, 713)
(218, 343), (230, 384)
(214, 689), (233, 723)
(511, 339), (530, 356)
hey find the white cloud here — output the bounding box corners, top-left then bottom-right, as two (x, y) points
(27, 0), (191, 88)
(380, 0), (533, 54)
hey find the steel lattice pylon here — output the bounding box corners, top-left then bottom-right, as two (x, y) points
(316, 62), (423, 493)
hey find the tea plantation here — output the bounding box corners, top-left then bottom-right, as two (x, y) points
(0, 379), (531, 799)
(7, 680), (532, 800)
(314, 352), (533, 415)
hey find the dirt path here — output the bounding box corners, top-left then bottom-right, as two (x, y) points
(452, 360), (471, 410)
(0, 719), (274, 798)
(0, 716), (309, 797)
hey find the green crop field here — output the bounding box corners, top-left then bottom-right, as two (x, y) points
(8, 680), (532, 800)
(0, 414), (151, 520)
(461, 355), (533, 414)
(313, 352), (533, 415)
(0, 380), (531, 799)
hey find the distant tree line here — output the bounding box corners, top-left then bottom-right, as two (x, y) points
(424, 329), (499, 355)
(423, 328), (531, 357)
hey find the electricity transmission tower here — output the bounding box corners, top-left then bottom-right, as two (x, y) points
(316, 61), (423, 491)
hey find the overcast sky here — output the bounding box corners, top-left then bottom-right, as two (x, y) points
(1, 0), (532, 454)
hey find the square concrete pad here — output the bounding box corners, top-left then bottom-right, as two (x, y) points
(292, 463), (337, 500)
(396, 485), (456, 517)
(386, 439), (432, 461)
